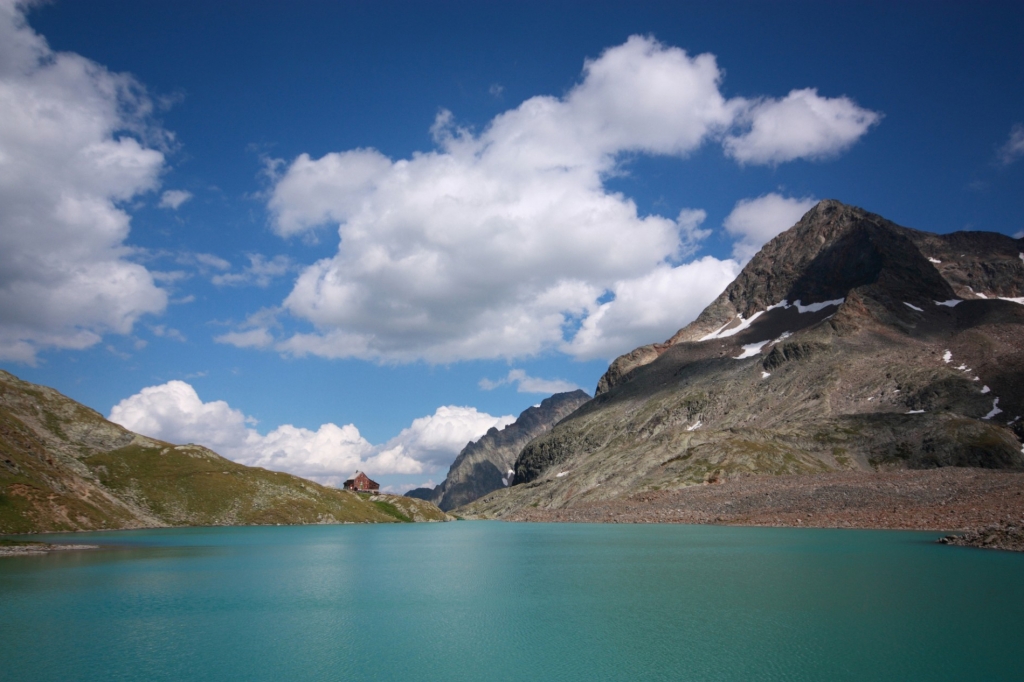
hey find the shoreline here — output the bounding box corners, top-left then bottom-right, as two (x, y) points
(6, 469), (1023, 553)
(490, 468), (1024, 551)
(0, 542), (100, 558)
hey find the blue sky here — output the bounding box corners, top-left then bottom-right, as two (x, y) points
(1, 0), (1022, 491)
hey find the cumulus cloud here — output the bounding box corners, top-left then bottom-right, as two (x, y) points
(998, 124), (1024, 165)
(110, 381), (252, 454)
(214, 307), (281, 349)
(109, 381), (514, 484)
(0, 0), (168, 362)
(374, 406), (516, 471)
(254, 36), (878, 364)
(674, 208), (712, 257)
(564, 257), (741, 360)
(479, 369), (580, 394)
(158, 189), (192, 209)
(724, 88), (880, 165)
(723, 193), (817, 261)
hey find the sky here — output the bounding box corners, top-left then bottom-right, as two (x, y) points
(1, 0), (1022, 492)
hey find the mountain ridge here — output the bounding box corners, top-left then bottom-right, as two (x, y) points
(597, 200), (1022, 394)
(461, 200), (1024, 519)
(406, 389), (591, 511)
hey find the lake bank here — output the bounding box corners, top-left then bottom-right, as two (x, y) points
(0, 540), (99, 557)
(476, 468), (1024, 547)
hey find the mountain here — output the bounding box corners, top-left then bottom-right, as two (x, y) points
(405, 390), (591, 511)
(462, 200), (1024, 518)
(0, 370), (449, 533)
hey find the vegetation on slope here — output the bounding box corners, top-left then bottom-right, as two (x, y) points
(0, 370), (448, 533)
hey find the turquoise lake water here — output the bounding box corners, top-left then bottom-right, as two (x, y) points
(1, 522), (1022, 681)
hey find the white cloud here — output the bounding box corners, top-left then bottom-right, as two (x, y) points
(479, 369), (580, 394)
(999, 123), (1024, 165)
(374, 405), (515, 471)
(724, 193), (817, 261)
(724, 88), (881, 165)
(564, 256), (742, 360)
(109, 381), (514, 483)
(0, 1), (168, 363)
(191, 253), (231, 271)
(213, 307), (281, 349)
(257, 36), (876, 365)
(109, 381), (250, 454)
(150, 324), (186, 342)
(674, 208), (712, 257)
(211, 254), (292, 288)
(158, 189), (192, 210)
(214, 327), (275, 349)
(151, 270), (189, 284)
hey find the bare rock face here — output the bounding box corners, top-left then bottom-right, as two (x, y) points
(406, 390), (591, 511)
(597, 200), (1022, 394)
(461, 200), (1024, 519)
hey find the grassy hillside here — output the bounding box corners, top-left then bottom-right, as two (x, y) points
(0, 370), (447, 533)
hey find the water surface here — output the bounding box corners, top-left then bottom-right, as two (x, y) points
(1, 523), (1020, 681)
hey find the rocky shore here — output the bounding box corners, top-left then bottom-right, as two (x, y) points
(939, 519), (1024, 552)
(500, 468), (1024, 550)
(0, 542), (99, 557)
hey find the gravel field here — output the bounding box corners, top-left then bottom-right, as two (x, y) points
(505, 468), (1024, 550)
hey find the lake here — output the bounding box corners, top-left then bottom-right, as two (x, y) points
(1, 522), (1021, 681)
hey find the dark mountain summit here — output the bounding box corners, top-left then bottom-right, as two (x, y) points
(406, 390), (590, 511)
(599, 200), (1019, 394)
(463, 200), (1024, 517)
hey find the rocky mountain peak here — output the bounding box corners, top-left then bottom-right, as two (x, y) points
(675, 200), (954, 341)
(461, 202), (1024, 518)
(598, 200), (1023, 395)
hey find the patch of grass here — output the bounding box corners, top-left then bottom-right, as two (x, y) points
(0, 538), (44, 547)
(42, 411), (67, 441)
(662, 451), (693, 466)
(370, 500), (412, 522)
(833, 448), (852, 467)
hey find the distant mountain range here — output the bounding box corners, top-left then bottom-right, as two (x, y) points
(463, 200), (1024, 518)
(406, 390), (591, 511)
(0, 371), (448, 533)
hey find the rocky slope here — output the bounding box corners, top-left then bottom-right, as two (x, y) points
(494, 468), (1024, 532)
(406, 390), (590, 511)
(462, 200), (1024, 518)
(0, 370), (448, 533)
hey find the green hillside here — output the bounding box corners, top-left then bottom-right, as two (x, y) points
(0, 370), (447, 533)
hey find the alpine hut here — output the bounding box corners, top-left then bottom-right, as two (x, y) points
(343, 471), (380, 492)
